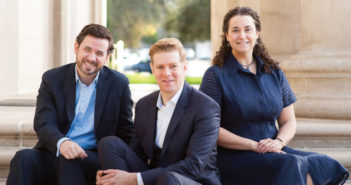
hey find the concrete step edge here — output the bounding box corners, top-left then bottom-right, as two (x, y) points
(0, 122), (36, 136)
(295, 118), (351, 136)
(0, 118), (350, 137)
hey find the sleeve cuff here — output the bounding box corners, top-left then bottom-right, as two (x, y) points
(137, 172), (144, 185)
(56, 137), (70, 157)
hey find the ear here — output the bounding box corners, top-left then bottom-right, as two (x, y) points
(74, 42), (79, 55)
(183, 62), (188, 72)
(105, 53), (111, 62)
(256, 30), (260, 40)
(150, 61), (154, 74)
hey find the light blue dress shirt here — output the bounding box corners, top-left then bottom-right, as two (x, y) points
(56, 66), (99, 156)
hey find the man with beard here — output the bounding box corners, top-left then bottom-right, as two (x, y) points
(6, 24), (134, 185)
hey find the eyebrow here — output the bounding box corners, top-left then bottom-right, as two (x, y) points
(231, 25), (253, 29)
(84, 46), (106, 54)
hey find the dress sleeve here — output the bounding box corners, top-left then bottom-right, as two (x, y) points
(200, 66), (222, 107)
(279, 70), (297, 107)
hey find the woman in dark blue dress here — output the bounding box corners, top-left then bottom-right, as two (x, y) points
(200, 6), (349, 185)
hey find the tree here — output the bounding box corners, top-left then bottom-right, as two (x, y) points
(165, 0), (210, 43)
(107, 0), (210, 47)
(107, 0), (167, 47)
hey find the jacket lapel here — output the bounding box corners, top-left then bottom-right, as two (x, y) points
(63, 64), (76, 131)
(161, 83), (192, 156)
(94, 67), (110, 127)
(144, 92), (159, 160)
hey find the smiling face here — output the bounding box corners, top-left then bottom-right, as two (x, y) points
(151, 50), (187, 99)
(226, 15), (259, 57)
(74, 35), (110, 81)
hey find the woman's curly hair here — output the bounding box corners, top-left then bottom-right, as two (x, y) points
(212, 6), (280, 73)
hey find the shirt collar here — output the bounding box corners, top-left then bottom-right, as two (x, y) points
(157, 83), (184, 109)
(75, 65), (100, 85)
(224, 53), (264, 75)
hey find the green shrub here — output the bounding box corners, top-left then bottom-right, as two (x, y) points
(126, 73), (202, 84)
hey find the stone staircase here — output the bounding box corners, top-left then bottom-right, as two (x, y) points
(0, 105), (36, 185)
(0, 86), (350, 184)
(288, 118), (351, 175)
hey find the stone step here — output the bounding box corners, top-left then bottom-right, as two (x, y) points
(1, 109), (350, 149)
(289, 118), (351, 148)
(0, 106), (37, 148)
(0, 147), (349, 182)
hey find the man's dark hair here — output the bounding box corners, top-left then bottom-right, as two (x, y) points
(76, 24), (115, 54)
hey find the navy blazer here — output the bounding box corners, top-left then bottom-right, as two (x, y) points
(34, 63), (134, 155)
(130, 82), (221, 185)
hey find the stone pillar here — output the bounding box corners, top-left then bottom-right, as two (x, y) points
(0, 0), (53, 96)
(280, 0), (351, 119)
(0, 0), (106, 98)
(211, 0), (351, 119)
(0, 0), (19, 98)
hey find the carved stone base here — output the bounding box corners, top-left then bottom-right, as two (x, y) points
(279, 54), (351, 119)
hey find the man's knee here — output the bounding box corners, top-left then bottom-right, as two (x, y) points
(98, 136), (128, 157)
(10, 149), (38, 167)
(157, 172), (201, 185)
(157, 171), (181, 185)
(56, 152), (99, 185)
(98, 136), (125, 149)
(7, 149), (49, 185)
(57, 155), (83, 169)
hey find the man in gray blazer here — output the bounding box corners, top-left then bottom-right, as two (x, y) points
(7, 24), (134, 185)
(96, 38), (221, 185)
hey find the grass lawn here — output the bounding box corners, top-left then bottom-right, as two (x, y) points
(126, 73), (202, 84)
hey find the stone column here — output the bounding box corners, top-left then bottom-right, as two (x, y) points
(280, 0), (351, 119)
(0, 0), (53, 96)
(211, 0), (351, 119)
(0, 0), (107, 98)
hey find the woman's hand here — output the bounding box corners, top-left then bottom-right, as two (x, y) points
(256, 138), (285, 154)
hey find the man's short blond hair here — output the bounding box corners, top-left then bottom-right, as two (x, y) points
(149, 38), (187, 63)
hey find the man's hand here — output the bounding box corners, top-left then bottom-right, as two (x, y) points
(59, 140), (87, 159)
(96, 169), (137, 185)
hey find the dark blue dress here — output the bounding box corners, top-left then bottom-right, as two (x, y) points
(200, 54), (349, 185)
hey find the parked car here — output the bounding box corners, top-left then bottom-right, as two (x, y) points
(124, 59), (151, 73)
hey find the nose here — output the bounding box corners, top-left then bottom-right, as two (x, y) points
(238, 31), (246, 38)
(164, 67), (171, 76)
(87, 52), (96, 62)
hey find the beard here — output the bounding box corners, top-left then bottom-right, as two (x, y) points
(76, 58), (102, 76)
